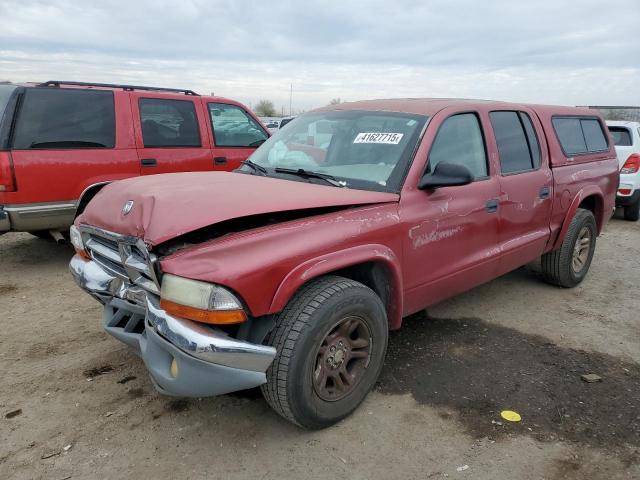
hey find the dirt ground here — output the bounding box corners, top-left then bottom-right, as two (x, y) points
(1, 214), (639, 480)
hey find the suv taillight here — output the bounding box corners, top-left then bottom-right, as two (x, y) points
(0, 151), (16, 192)
(621, 153), (640, 174)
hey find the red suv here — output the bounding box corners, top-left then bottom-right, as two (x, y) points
(0, 81), (269, 240)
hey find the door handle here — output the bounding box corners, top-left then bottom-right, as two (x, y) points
(485, 199), (499, 213)
(214, 156), (227, 165)
(140, 158), (157, 167)
(539, 186), (551, 199)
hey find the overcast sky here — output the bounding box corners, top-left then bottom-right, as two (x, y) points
(1, 0), (639, 112)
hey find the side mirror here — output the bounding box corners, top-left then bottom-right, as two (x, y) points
(418, 162), (474, 190)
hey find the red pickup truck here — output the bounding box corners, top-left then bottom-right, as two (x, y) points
(69, 99), (618, 429)
(0, 81), (269, 240)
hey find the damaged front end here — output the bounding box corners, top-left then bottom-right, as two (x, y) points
(69, 224), (276, 397)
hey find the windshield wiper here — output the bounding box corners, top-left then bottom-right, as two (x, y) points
(274, 167), (346, 188)
(241, 159), (268, 176)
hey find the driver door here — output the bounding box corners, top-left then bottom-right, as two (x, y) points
(401, 111), (502, 312)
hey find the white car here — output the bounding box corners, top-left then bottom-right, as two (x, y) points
(607, 120), (640, 221)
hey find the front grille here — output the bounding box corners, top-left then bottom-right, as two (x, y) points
(80, 226), (160, 294)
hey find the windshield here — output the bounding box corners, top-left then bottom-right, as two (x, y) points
(244, 110), (428, 192)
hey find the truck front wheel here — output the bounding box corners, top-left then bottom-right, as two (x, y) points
(541, 208), (597, 288)
(261, 276), (388, 429)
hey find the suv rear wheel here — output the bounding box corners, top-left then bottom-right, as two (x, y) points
(623, 198), (640, 221)
(541, 208), (597, 288)
(261, 276), (388, 429)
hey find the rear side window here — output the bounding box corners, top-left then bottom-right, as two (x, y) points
(13, 88), (115, 149)
(552, 117), (608, 156)
(608, 126), (632, 146)
(428, 113), (488, 179)
(208, 103), (268, 147)
(139, 98), (201, 148)
(581, 119), (608, 152)
(489, 111), (541, 174)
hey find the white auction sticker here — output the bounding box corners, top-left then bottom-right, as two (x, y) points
(353, 132), (404, 145)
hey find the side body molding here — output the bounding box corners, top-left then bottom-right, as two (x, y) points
(269, 244), (404, 330)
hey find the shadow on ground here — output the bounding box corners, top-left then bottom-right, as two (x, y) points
(0, 233), (73, 267)
(377, 311), (640, 452)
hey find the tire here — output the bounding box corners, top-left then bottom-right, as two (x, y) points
(261, 276), (388, 429)
(623, 199), (640, 221)
(541, 208), (597, 288)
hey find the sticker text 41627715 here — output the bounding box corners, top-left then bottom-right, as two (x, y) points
(353, 132), (404, 145)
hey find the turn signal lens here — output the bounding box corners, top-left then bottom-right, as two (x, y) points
(69, 225), (90, 259)
(159, 274), (247, 325)
(621, 154), (640, 174)
(160, 299), (247, 325)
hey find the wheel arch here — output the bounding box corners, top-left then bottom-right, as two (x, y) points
(552, 188), (604, 250)
(75, 182), (110, 217)
(269, 244), (404, 330)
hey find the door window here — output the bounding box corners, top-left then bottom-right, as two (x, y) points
(139, 98), (201, 148)
(428, 113), (488, 179)
(208, 103), (268, 147)
(13, 88), (115, 149)
(489, 111), (541, 174)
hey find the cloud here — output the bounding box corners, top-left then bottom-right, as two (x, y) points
(1, 0), (639, 110)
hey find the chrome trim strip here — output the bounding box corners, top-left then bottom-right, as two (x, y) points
(4, 202), (77, 212)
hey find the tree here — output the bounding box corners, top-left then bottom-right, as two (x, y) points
(329, 98), (342, 105)
(254, 99), (276, 117)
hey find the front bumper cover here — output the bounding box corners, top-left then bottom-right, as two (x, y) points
(69, 254), (276, 397)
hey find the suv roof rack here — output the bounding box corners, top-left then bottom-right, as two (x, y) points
(36, 80), (199, 96)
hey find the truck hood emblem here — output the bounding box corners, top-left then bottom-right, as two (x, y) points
(122, 200), (134, 216)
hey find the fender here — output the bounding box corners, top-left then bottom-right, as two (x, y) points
(269, 244), (404, 330)
(552, 186), (603, 250)
(75, 174), (140, 216)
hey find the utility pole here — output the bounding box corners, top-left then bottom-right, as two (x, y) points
(289, 83), (293, 116)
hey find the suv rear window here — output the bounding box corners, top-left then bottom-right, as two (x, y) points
(608, 126), (632, 146)
(489, 111), (541, 174)
(552, 117), (609, 156)
(139, 98), (201, 148)
(13, 88), (115, 149)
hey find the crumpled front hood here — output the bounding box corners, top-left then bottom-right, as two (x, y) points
(77, 172), (399, 245)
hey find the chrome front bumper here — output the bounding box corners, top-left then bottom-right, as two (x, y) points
(69, 254), (276, 397)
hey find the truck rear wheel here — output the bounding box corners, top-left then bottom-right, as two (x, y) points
(541, 208), (597, 288)
(261, 276), (388, 429)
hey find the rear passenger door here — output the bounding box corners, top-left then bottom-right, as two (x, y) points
(206, 102), (269, 171)
(130, 93), (213, 175)
(488, 110), (553, 273)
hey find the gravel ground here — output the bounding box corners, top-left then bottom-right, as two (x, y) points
(1, 215), (638, 480)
